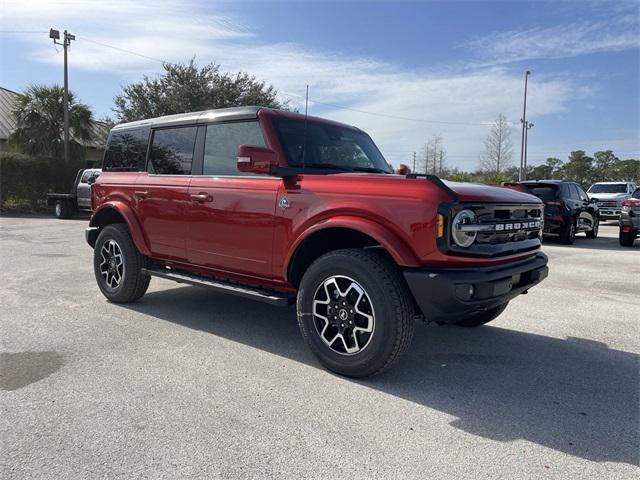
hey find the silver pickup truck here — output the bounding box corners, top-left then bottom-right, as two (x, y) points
(587, 181), (638, 221)
(46, 168), (101, 219)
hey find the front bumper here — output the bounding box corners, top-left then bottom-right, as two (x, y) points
(85, 227), (99, 248)
(403, 252), (548, 324)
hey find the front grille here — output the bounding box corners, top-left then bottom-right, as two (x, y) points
(472, 204), (543, 245)
(598, 201), (618, 208)
(441, 203), (544, 257)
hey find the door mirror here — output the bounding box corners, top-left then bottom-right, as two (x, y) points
(589, 197), (599, 203)
(396, 163), (410, 175)
(237, 145), (278, 175)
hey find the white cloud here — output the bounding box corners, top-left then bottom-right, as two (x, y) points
(463, 16), (640, 66)
(1, 0), (617, 169)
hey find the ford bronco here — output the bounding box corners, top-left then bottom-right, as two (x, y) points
(86, 106), (548, 377)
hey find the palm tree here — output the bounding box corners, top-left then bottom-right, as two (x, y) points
(9, 85), (94, 160)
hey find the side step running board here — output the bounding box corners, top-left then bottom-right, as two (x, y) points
(142, 268), (294, 306)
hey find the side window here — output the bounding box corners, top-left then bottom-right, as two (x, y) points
(632, 189), (640, 199)
(577, 186), (589, 201)
(203, 122), (266, 176)
(569, 184), (580, 200)
(148, 126), (198, 175)
(103, 128), (149, 172)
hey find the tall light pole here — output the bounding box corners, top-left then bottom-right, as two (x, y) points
(523, 121), (534, 179)
(50, 28), (75, 163)
(519, 70), (531, 181)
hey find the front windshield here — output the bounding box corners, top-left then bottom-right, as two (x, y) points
(588, 184), (627, 194)
(274, 118), (391, 173)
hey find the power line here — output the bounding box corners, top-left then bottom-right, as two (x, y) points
(0, 30), (48, 34)
(76, 35), (171, 66)
(279, 91), (494, 127)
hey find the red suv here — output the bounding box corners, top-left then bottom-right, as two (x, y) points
(87, 107), (548, 377)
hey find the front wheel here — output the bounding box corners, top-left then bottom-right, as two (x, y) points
(297, 249), (415, 378)
(454, 303), (509, 328)
(93, 224), (150, 303)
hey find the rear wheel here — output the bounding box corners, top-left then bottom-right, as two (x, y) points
(586, 217), (599, 238)
(55, 200), (74, 219)
(454, 303), (509, 328)
(560, 217), (576, 244)
(93, 224), (150, 303)
(297, 249), (415, 378)
(619, 229), (636, 247)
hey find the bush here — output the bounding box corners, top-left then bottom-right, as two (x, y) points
(0, 152), (86, 210)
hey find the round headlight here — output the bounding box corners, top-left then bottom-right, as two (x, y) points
(452, 209), (477, 248)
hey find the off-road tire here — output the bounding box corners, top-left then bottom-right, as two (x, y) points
(586, 217), (599, 239)
(559, 217), (576, 244)
(619, 229), (636, 247)
(454, 302), (509, 328)
(93, 223), (150, 303)
(55, 200), (74, 219)
(297, 249), (415, 378)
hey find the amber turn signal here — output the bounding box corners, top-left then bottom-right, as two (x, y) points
(437, 214), (444, 238)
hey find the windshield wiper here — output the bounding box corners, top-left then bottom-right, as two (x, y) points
(301, 163), (351, 171)
(351, 166), (391, 174)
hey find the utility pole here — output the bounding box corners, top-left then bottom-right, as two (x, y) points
(523, 121), (534, 179)
(439, 150), (443, 175)
(519, 70), (531, 181)
(50, 28), (75, 163)
(412, 151), (416, 173)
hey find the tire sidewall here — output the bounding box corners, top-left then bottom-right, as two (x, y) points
(93, 225), (136, 301)
(298, 252), (401, 377)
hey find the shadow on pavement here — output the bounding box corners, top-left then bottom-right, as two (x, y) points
(119, 286), (640, 466)
(543, 234), (637, 251)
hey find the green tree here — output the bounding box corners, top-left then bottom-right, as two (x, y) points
(113, 59), (285, 122)
(613, 159), (640, 182)
(592, 150), (619, 181)
(9, 85), (93, 160)
(559, 150), (594, 187)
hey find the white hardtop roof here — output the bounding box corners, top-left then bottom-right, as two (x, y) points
(111, 106), (262, 131)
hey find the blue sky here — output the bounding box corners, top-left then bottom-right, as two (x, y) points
(1, 0), (638, 170)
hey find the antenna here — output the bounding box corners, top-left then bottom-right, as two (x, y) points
(301, 84), (309, 169)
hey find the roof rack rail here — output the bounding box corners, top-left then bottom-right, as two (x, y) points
(405, 173), (458, 201)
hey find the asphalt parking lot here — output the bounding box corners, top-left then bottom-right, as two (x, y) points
(1, 215), (638, 479)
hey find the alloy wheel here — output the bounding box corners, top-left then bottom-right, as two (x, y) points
(99, 239), (125, 289)
(312, 275), (375, 355)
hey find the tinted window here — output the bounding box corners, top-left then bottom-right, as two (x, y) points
(576, 185), (589, 201)
(632, 189), (640, 199)
(149, 127), (197, 175)
(522, 184), (558, 201)
(203, 122), (266, 176)
(569, 183), (580, 200)
(274, 118), (391, 173)
(103, 128), (149, 172)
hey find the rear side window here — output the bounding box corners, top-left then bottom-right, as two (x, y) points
(148, 126), (197, 175)
(632, 189), (640, 199)
(203, 122), (266, 176)
(103, 128), (149, 172)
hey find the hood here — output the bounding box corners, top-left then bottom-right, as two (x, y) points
(589, 192), (628, 200)
(443, 180), (542, 204)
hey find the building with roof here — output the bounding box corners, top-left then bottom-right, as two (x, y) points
(0, 86), (109, 165)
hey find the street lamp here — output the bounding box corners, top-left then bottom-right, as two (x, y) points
(523, 121), (534, 180)
(50, 28), (75, 163)
(519, 70), (531, 181)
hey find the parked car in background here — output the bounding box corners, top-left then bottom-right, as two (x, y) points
(587, 181), (637, 221)
(619, 188), (640, 247)
(506, 180), (599, 244)
(47, 168), (101, 219)
(85, 106), (549, 377)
